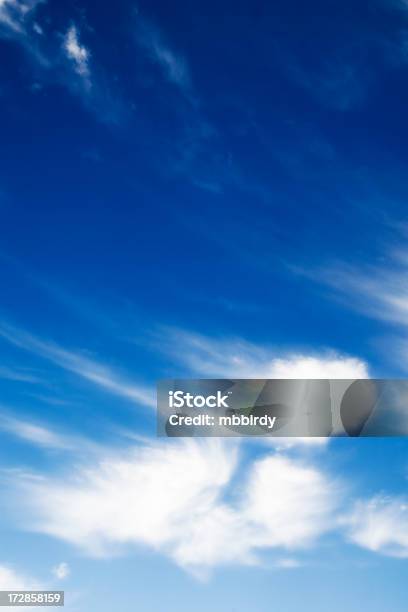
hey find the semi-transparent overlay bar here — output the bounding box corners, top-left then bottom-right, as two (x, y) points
(157, 379), (408, 437)
(0, 592), (64, 606)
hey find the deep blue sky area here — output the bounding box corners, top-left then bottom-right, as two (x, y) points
(2, 0), (408, 366)
(1, 1), (408, 611)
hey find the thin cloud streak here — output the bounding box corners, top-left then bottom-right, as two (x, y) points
(295, 247), (408, 327)
(0, 322), (155, 408)
(135, 15), (191, 93)
(0, 365), (43, 384)
(0, 411), (97, 452)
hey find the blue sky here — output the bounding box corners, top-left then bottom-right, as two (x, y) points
(1, 0), (408, 610)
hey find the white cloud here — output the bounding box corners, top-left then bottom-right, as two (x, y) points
(295, 248), (408, 328)
(261, 355), (368, 378)
(0, 5), (124, 122)
(0, 564), (40, 590)
(0, 0), (20, 31)
(261, 436), (329, 450)
(0, 0), (49, 70)
(14, 438), (339, 574)
(156, 328), (368, 446)
(0, 322), (155, 408)
(135, 17), (190, 91)
(172, 453), (339, 574)
(157, 328), (369, 379)
(20, 439), (236, 557)
(244, 455), (336, 546)
(0, 413), (86, 451)
(63, 25), (90, 83)
(0, 0), (40, 33)
(32, 21), (42, 35)
(275, 557), (301, 568)
(345, 496), (408, 558)
(51, 562), (70, 580)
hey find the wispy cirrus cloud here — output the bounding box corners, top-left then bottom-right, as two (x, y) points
(0, 0), (49, 68)
(156, 327), (370, 379)
(0, 3), (125, 123)
(0, 412), (91, 452)
(345, 495), (408, 558)
(0, 322), (155, 408)
(0, 0), (42, 34)
(62, 24), (91, 86)
(58, 21), (127, 123)
(135, 15), (191, 93)
(295, 246), (408, 328)
(272, 4), (408, 113)
(0, 365), (42, 383)
(284, 52), (369, 111)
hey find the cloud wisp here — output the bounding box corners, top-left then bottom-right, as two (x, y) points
(0, 411), (100, 453)
(0, 0), (42, 34)
(0, 365), (43, 384)
(0, 4), (126, 124)
(156, 327), (370, 379)
(295, 247), (408, 329)
(0, 322), (155, 409)
(62, 25), (91, 86)
(345, 495), (408, 558)
(51, 562), (70, 580)
(283, 50), (369, 111)
(135, 15), (191, 93)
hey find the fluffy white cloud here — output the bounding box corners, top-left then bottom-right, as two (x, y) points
(172, 453), (338, 573)
(15, 438), (339, 574)
(158, 328), (369, 379)
(21, 439), (236, 558)
(245, 455), (336, 546)
(345, 496), (408, 557)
